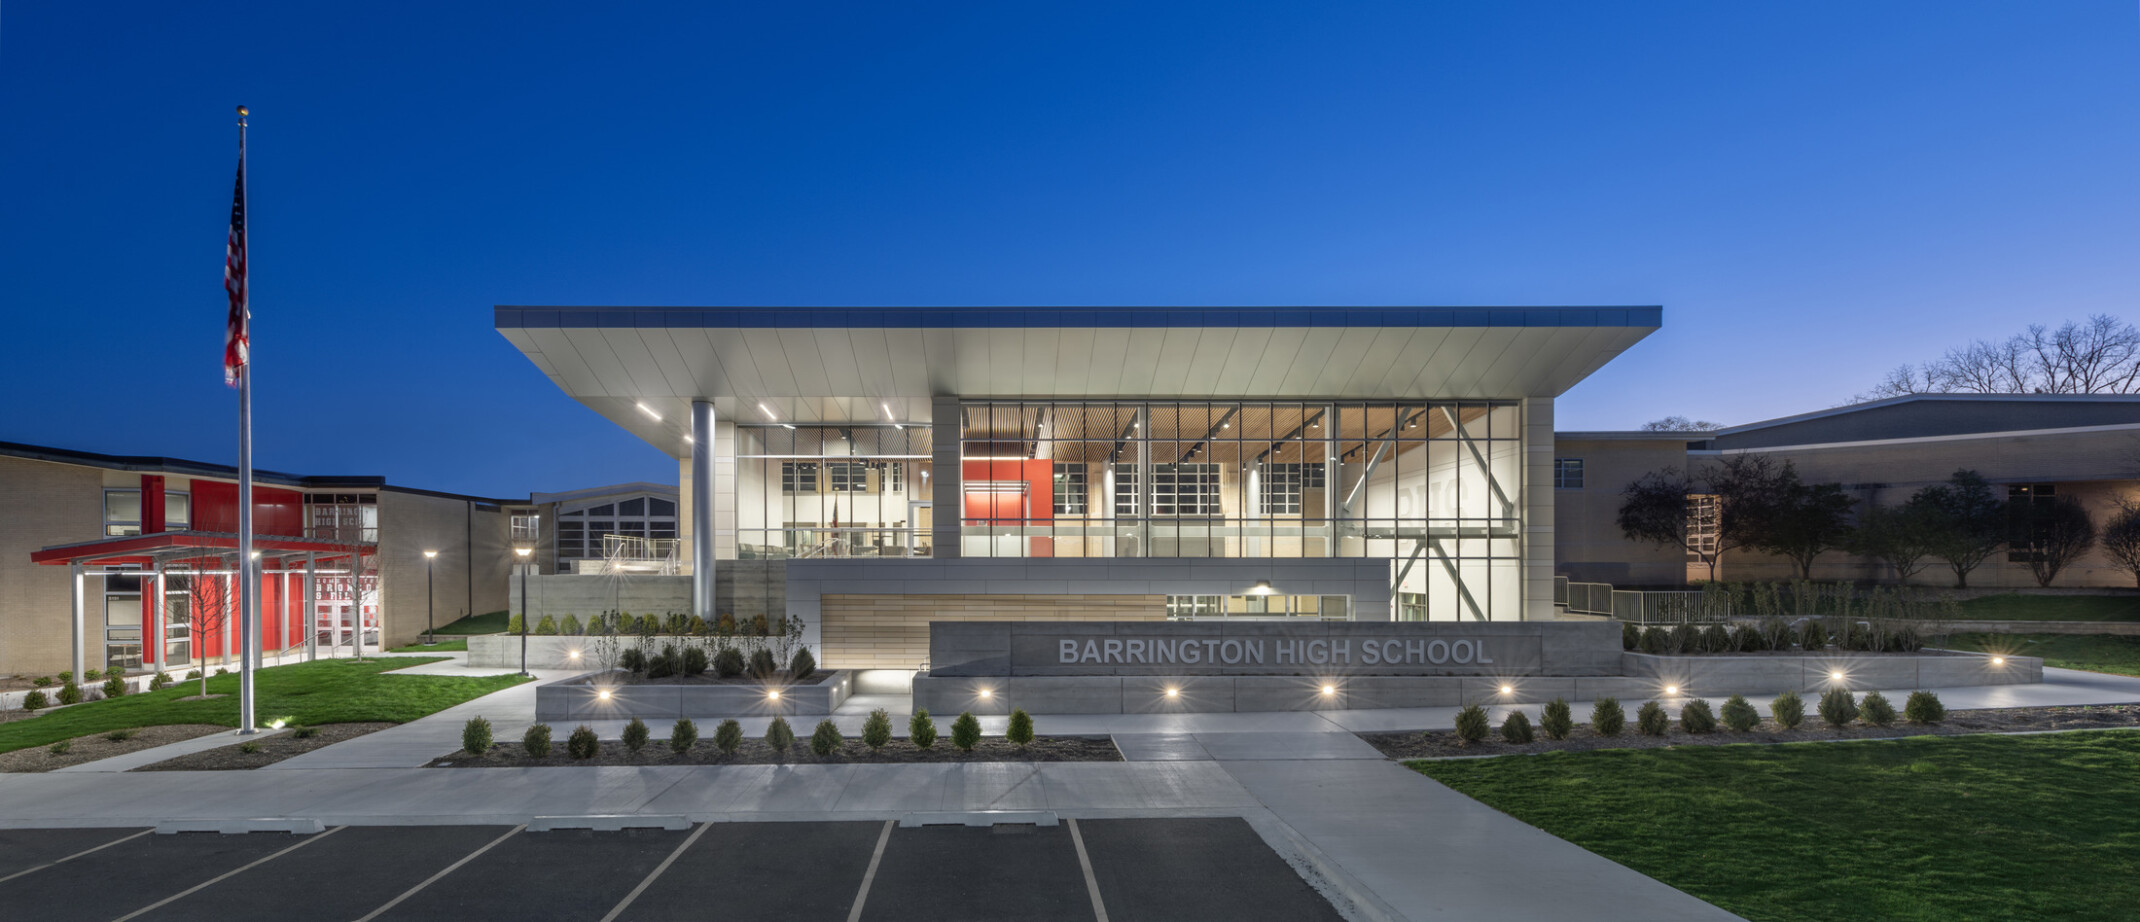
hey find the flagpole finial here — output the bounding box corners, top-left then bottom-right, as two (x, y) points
(236, 105), (249, 122)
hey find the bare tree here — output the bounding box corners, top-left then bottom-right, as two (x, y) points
(2101, 501), (2140, 589)
(1910, 470), (2006, 588)
(175, 564), (233, 697)
(2023, 497), (2097, 588)
(1857, 315), (2140, 400)
(1617, 455), (1797, 582)
(1850, 503), (1941, 583)
(1639, 416), (1724, 431)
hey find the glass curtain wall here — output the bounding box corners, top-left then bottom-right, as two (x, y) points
(734, 425), (932, 558)
(959, 400), (1525, 620)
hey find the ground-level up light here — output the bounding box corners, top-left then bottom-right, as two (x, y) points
(568, 649), (581, 660)
(597, 689), (612, 700)
(1830, 670), (1845, 681)
(1664, 685), (1679, 695)
(1320, 684), (1335, 696)
(1165, 687), (1179, 698)
(978, 688), (992, 699)
(767, 690), (781, 701)
(1499, 684), (1513, 695)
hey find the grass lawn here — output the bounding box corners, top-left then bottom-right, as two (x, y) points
(1951, 593), (2140, 621)
(0, 657), (527, 754)
(430, 610), (509, 635)
(388, 638), (469, 652)
(1947, 632), (2140, 677)
(1411, 732), (2140, 922)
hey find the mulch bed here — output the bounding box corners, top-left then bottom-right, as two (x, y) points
(1362, 704), (2140, 760)
(589, 670), (834, 687)
(0, 724), (230, 772)
(427, 735), (1121, 767)
(131, 722), (396, 771)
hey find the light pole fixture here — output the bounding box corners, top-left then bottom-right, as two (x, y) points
(515, 545), (533, 677)
(423, 550), (439, 646)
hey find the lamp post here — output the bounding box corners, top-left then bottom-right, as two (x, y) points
(423, 550), (439, 646)
(515, 546), (532, 676)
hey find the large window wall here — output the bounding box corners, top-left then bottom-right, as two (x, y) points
(734, 424), (931, 558)
(958, 400), (1526, 620)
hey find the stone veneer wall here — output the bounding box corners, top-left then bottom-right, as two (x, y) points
(822, 594), (1166, 671)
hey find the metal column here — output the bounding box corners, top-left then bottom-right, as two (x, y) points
(691, 399), (716, 620)
(70, 563), (86, 681)
(304, 554), (317, 661)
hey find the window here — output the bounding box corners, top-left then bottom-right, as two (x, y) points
(1053, 463), (1088, 515)
(880, 461), (905, 494)
(781, 462), (820, 493)
(828, 462), (871, 493)
(2008, 484), (2056, 562)
(303, 493), (378, 543)
(1261, 463), (1306, 515)
(1685, 494), (1720, 563)
(1112, 464), (1139, 516)
(103, 489), (191, 536)
(553, 493), (680, 564)
(1152, 463), (1221, 516)
(1554, 459), (1584, 489)
(510, 513), (540, 543)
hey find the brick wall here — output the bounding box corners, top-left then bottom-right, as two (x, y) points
(821, 593), (1166, 670)
(0, 455), (103, 676)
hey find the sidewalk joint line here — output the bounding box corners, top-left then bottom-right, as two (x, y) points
(599, 821), (711, 922)
(0, 828), (151, 885)
(1066, 817), (1111, 922)
(110, 825), (342, 922)
(845, 819), (895, 922)
(353, 823), (523, 922)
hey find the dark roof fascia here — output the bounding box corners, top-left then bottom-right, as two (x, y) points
(1712, 393), (2140, 437)
(0, 440), (377, 490)
(496, 305), (1664, 331)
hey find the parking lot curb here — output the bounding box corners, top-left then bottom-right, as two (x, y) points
(528, 814), (691, 832)
(154, 818), (325, 835)
(898, 810), (1061, 828)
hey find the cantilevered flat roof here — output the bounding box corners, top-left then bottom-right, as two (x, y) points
(495, 305), (1661, 458)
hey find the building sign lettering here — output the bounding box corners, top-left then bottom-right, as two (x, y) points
(1057, 636), (1494, 667)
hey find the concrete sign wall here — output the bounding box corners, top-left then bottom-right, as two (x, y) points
(928, 620), (1623, 678)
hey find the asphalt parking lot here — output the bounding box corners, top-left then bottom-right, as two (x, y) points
(0, 817), (1342, 921)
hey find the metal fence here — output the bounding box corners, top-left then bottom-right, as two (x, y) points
(1554, 576), (1731, 624)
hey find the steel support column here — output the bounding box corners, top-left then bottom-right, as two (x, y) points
(691, 399), (716, 619)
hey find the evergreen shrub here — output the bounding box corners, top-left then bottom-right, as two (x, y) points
(462, 716), (493, 754)
(863, 708), (893, 750)
(811, 719), (844, 756)
(1771, 691), (1806, 729)
(149, 673), (174, 691)
(32, 676), (52, 688)
(1638, 627), (1666, 654)
(58, 683), (81, 706)
(646, 644), (679, 679)
(714, 719), (743, 754)
(789, 646), (816, 680)
(103, 675), (127, 699)
(560, 614), (582, 635)
(670, 718), (698, 753)
(1591, 697), (1626, 737)
(1453, 704), (1490, 744)
(22, 690), (48, 711)
(1540, 698), (1573, 740)
(909, 709), (938, 749)
(713, 647), (745, 678)
(1007, 709), (1034, 747)
(535, 615), (557, 635)
(951, 711), (983, 751)
(49, 741), (71, 755)
(1637, 701), (1670, 736)
(1905, 691), (1947, 725)
(507, 614), (523, 633)
(1818, 688), (1859, 728)
(622, 717), (650, 752)
(1861, 690), (1898, 727)
(619, 647), (647, 674)
(747, 648), (779, 680)
(682, 645), (710, 677)
(1500, 710), (1534, 744)
(1701, 624), (1732, 653)
(1679, 698), (1717, 734)
(765, 716), (795, 752)
(1720, 695), (1760, 732)
(568, 725), (600, 759)
(1622, 621), (1640, 650)
(524, 723), (553, 758)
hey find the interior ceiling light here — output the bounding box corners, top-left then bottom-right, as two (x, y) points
(781, 424), (796, 430)
(758, 403), (777, 420)
(636, 402), (662, 421)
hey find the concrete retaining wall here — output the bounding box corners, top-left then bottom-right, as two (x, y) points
(467, 634), (816, 671)
(535, 669), (852, 721)
(1623, 650), (2041, 695)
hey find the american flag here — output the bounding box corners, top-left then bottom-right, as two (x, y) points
(223, 158), (248, 386)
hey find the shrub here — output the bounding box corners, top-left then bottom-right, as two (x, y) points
(1638, 626), (1666, 654)
(909, 709), (938, 749)
(567, 725), (600, 759)
(682, 645), (710, 677)
(1666, 624), (1695, 654)
(23, 690), (48, 711)
(789, 646), (816, 680)
(1007, 709), (1034, 747)
(585, 615), (609, 636)
(534, 615), (558, 635)
(58, 671), (74, 684)
(1637, 701), (1670, 736)
(1453, 704), (1490, 744)
(560, 614), (582, 635)
(713, 647), (745, 678)
(619, 647), (647, 674)
(1861, 690), (1898, 728)
(506, 613), (523, 633)
(1798, 621), (1826, 651)
(149, 673), (174, 691)
(1701, 624), (1732, 654)
(1818, 688), (1859, 728)
(238, 742), (261, 754)
(1771, 691), (1806, 729)
(714, 719), (743, 754)
(102, 675), (127, 699)
(523, 723), (553, 758)
(645, 644), (679, 680)
(747, 648), (780, 680)
(58, 683), (81, 706)
(215, 668), (228, 676)
(185, 670), (202, 681)
(863, 708), (894, 750)
(106, 729), (135, 742)
(766, 717), (795, 753)
(1591, 697), (1626, 737)
(49, 741), (72, 755)
(462, 716), (493, 754)
(622, 717), (650, 752)
(1905, 690), (1947, 724)
(951, 712), (983, 751)
(811, 719), (844, 756)
(688, 615), (709, 635)
(670, 718), (698, 753)
(749, 613), (770, 636)
(85, 668), (103, 681)
(1720, 695), (1760, 732)
(1622, 621), (1640, 650)
(1500, 710), (1534, 744)
(32, 676), (52, 688)
(1730, 624), (1760, 653)
(1535, 698), (1572, 740)
(291, 726), (321, 740)
(1679, 699), (1717, 734)
(665, 613), (690, 635)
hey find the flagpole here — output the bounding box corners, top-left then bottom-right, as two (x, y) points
(235, 104), (258, 735)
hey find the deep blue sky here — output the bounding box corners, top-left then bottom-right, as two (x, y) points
(4, 2), (2137, 497)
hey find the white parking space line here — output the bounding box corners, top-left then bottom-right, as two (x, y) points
(1066, 819), (1112, 922)
(599, 822), (712, 922)
(352, 824), (524, 922)
(0, 828), (152, 885)
(110, 826), (343, 922)
(844, 820), (896, 922)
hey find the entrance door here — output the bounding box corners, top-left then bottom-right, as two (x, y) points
(907, 501), (932, 557)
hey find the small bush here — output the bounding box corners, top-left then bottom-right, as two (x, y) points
(1720, 695), (1760, 732)
(765, 716), (795, 753)
(1539, 698), (1573, 740)
(48, 740), (72, 755)
(622, 717), (650, 752)
(671, 718), (698, 753)
(58, 683), (81, 706)
(567, 725), (600, 759)
(524, 723), (553, 758)
(789, 646), (816, 680)
(1638, 626), (1667, 654)
(713, 647), (745, 678)
(105, 729), (135, 742)
(748, 648), (780, 680)
(560, 614), (582, 635)
(811, 719), (844, 756)
(185, 670), (202, 681)
(1701, 624), (1732, 654)
(645, 644), (678, 680)
(506, 613), (523, 633)
(951, 712), (983, 751)
(1798, 621), (1826, 651)
(291, 726), (321, 740)
(1500, 710), (1534, 744)
(85, 668), (102, 681)
(665, 613), (690, 635)
(1453, 704), (1490, 744)
(1007, 709), (1034, 747)
(1679, 699), (1717, 734)
(688, 615), (709, 635)
(1771, 691), (1806, 729)
(909, 709), (938, 749)
(1667, 624), (1695, 654)
(714, 719), (743, 754)
(58, 671), (74, 684)
(1905, 690), (1947, 725)
(1818, 688), (1859, 728)
(682, 645), (710, 677)
(32, 676), (52, 688)
(1622, 621), (1640, 650)
(215, 668), (228, 676)
(863, 708), (893, 750)
(1861, 690), (1898, 728)
(22, 690), (48, 711)
(462, 717), (493, 754)
(103, 675), (127, 699)
(1637, 701), (1670, 736)
(149, 673), (174, 691)
(1591, 697), (1626, 737)
(1730, 624), (1760, 653)
(535, 615), (558, 635)
(619, 647), (648, 674)
(239, 742), (261, 754)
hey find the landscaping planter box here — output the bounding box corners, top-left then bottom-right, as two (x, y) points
(1621, 650), (2041, 696)
(468, 634), (817, 671)
(535, 670), (852, 721)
